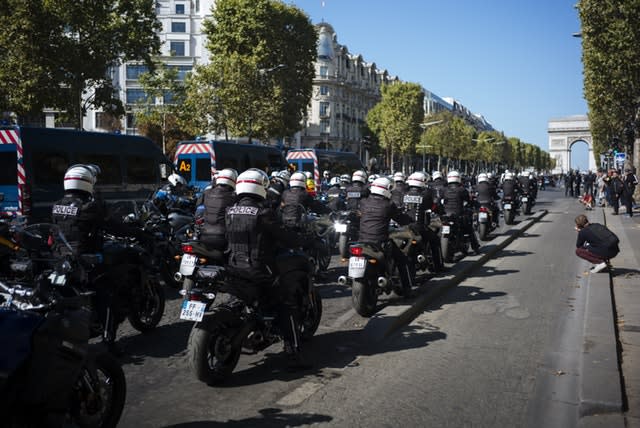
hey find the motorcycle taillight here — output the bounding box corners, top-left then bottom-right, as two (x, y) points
(479, 206), (489, 213)
(182, 244), (194, 254)
(350, 246), (363, 257)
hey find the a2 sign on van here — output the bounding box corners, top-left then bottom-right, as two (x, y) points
(178, 159), (191, 173)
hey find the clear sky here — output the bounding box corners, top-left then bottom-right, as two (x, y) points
(288, 0), (590, 170)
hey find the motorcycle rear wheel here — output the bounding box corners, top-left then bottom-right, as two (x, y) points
(352, 278), (378, 317)
(188, 315), (242, 385)
(300, 288), (323, 341)
(128, 279), (165, 333)
(338, 234), (349, 259)
(478, 222), (489, 241)
(441, 236), (454, 263)
(504, 209), (515, 225)
(69, 352), (126, 428)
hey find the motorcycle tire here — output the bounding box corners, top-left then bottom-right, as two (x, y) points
(69, 351), (126, 428)
(188, 313), (242, 385)
(525, 202), (532, 215)
(352, 278), (378, 317)
(300, 287), (323, 341)
(316, 243), (331, 273)
(441, 236), (454, 263)
(338, 234), (349, 259)
(504, 209), (514, 225)
(128, 279), (166, 333)
(478, 223), (489, 241)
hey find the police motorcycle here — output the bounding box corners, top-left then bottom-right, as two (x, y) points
(338, 223), (417, 317)
(439, 211), (476, 263)
(175, 244), (322, 385)
(475, 199), (498, 241)
(520, 188), (534, 215)
(332, 209), (360, 259)
(0, 224), (126, 428)
(502, 194), (519, 225)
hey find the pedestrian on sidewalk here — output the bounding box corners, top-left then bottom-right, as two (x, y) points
(574, 214), (620, 273)
(607, 169), (625, 215)
(621, 168), (638, 217)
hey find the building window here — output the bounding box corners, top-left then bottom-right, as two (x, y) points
(126, 88), (147, 104)
(320, 119), (330, 134)
(169, 41), (185, 56)
(320, 85), (328, 95)
(169, 65), (192, 80)
(175, 4), (185, 14)
(195, 0), (200, 12)
(126, 64), (149, 80)
(320, 102), (330, 117)
(319, 66), (328, 78)
(171, 22), (186, 33)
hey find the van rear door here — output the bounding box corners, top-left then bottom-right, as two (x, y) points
(0, 143), (18, 214)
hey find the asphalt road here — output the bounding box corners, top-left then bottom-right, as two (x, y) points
(116, 188), (591, 428)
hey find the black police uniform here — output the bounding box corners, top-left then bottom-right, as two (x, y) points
(225, 194), (304, 355)
(403, 186), (444, 272)
(266, 179), (286, 210)
(281, 187), (314, 228)
(326, 185), (346, 211)
(345, 182), (369, 211)
(358, 193), (414, 288)
(443, 183), (480, 251)
(200, 184), (236, 251)
(501, 179), (520, 200)
(390, 181), (408, 207)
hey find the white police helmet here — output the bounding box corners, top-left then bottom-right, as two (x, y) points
(63, 164), (100, 195)
(329, 176), (340, 186)
(216, 168), (238, 189)
(168, 173), (187, 187)
(393, 171), (406, 183)
(407, 172), (427, 188)
(432, 171), (443, 181)
(504, 172), (515, 181)
(447, 170), (462, 184)
(340, 174), (351, 184)
(235, 168), (270, 199)
(289, 172), (307, 189)
(352, 170), (368, 184)
(477, 173), (488, 183)
(370, 176), (393, 199)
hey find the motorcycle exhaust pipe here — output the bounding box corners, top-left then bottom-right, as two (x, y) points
(174, 272), (183, 282)
(337, 275), (348, 286)
(377, 276), (388, 288)
(417, 254), (426, 264)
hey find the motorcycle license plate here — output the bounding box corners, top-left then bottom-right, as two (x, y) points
(180, 300), (206, 322)
(441, 225), (451, 235)
(335, 223), (347, 233)
(179, 254), (197, 275)
(503, 203), (512, 210)
(521, 197), (528, 202)
(348, 257), (366, 278)
(478, 212), (488, 221)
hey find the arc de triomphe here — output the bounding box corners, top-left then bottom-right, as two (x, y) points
(548, 115), (596, 174)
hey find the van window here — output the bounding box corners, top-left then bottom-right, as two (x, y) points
(0, 152), (17, 185)
(33, 152), (70, 185)
(76, 154), (122, 185)
(195, 157), (211, 182)
(126, 156), (157, 184)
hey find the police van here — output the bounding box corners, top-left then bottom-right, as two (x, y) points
(174, 139), (287, 190)
(285, 149), (365, 184)
(0, 126), (172, 220)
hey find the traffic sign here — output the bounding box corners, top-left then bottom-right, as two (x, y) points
(615, 152), (626, 165)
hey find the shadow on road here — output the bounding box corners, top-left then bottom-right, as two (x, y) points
(163, 407), (333, 428)
(118, 319), (192, 364)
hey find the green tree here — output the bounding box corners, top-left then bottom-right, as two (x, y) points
(367, 82), (424, 171)
(0, 0), (161, 128)
(184, 0), (316, 142)
(578, 0), (640, 163)
(419, 111), (474, 172)
(135, 63), (193, 157)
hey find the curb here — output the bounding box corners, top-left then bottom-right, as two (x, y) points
(383, 209), (548, 337)
(577, 207), (624, 421)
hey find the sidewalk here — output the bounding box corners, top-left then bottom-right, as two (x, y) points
(606, 205), (640, 427)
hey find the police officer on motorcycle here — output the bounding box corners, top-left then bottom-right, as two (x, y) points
(391, 171), (407, 207)
(280, 172), (327, 228)
(199, 168), (237, 252)
(443, 170), (481, 253)
(475, 172), (500, 226)
(358, 176), (414, 291)
(266, 170), (290, 210)
(225, 168), (310, 369)
(403, 172), (445, 273)
(345, 170), (369, 211)
(51, 164), (148, 352)
(326, 176), (346, 211)
(501, 172), (521, 203)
